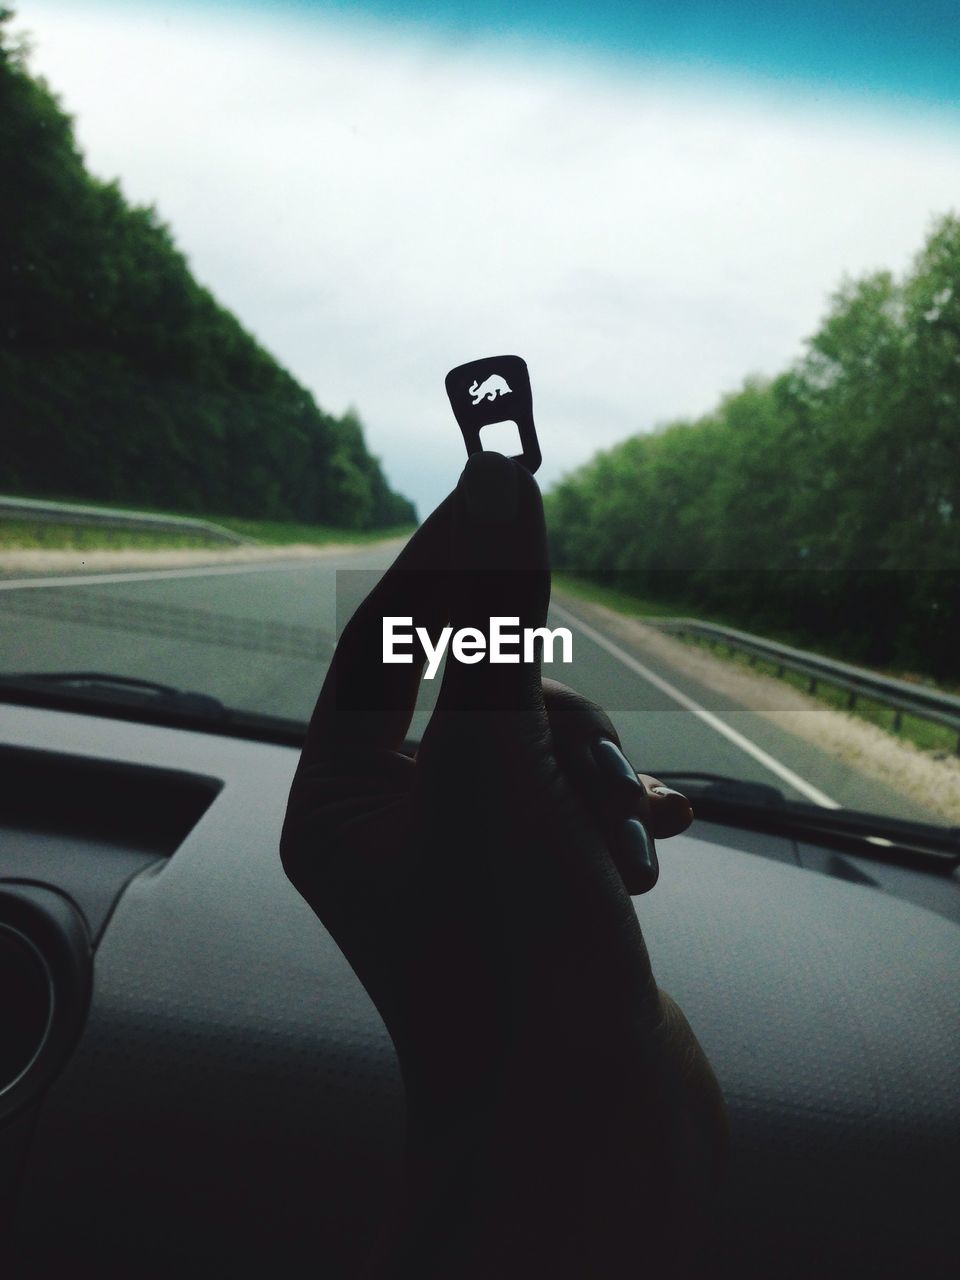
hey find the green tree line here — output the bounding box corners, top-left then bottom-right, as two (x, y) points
(0, 9), (416, 529)
(546, 215), (960, 680)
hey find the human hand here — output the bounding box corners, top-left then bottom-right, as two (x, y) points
(281, 453), (726, 1278)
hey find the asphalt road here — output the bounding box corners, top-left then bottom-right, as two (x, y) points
(0, 543), (929, 822)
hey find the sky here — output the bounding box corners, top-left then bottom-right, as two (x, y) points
(13, 0), (960, 516)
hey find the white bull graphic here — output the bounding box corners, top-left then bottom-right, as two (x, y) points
(469, 374), (512, 405)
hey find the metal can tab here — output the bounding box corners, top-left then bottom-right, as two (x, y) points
(445, 354), (541, 474)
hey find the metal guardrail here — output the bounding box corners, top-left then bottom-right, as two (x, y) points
(0, 496), (255, 546)
(649, 617), (960, 750)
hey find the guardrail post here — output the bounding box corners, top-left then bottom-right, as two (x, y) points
(646, 618), (960, 748)
(0, 495), (255, 546)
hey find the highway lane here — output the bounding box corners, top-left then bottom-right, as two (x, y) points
(552, 597), (931, 820)
(0, 545), (931, 822)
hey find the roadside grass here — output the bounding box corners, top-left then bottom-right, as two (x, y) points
(555, 572), (958, 758)
(0, 499), (416, 550)
(698, 641), (958, 756)
(215, 517), (415, 545)
(553, 573), (690, 620)
(0, 520), (221, 550)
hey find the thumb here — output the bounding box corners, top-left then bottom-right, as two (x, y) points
(431, 450), (551, 717)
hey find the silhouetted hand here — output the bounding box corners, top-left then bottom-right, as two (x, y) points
(281, 453), (727, 1279)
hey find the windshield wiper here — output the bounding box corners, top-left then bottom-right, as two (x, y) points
(656, 772), (960, 875)
(0, 672), (307, 747)
(0, 671), (225, 715)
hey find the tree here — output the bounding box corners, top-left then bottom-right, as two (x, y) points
(0, 8), (415, 529)
(545, 214), (960, 678)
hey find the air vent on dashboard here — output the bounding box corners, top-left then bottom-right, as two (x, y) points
(0, 886), (91, 1124)
(0, 925), (53, 1094)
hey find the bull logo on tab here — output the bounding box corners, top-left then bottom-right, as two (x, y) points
(469, 374), (512, 405)
(446, 354), (541, 474)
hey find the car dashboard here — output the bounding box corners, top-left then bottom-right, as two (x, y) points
(2, 701), (958, 1278)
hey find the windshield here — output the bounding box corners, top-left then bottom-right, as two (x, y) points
(2, 0), (959, 831)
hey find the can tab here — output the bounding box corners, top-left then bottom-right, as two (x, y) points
(445, 354), (541, 474)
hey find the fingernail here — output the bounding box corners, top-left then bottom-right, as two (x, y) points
(591, 737), (642, 791)
(650, 786), (685, 799)
(617, 817), (660, 894)
(460, 451), (518, 526)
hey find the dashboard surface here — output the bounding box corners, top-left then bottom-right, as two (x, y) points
(2, 701), (959, 1277)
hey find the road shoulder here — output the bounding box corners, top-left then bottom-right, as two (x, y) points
(556, 591), (960, 824)
(0, 539), (406, 577)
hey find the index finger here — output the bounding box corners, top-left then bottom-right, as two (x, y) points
(300, 492), (456, 763)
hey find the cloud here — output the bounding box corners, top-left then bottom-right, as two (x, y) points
(15, 1), (960, 513)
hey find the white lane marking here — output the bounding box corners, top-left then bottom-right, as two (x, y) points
(0, 560), (318, 592)
(552, 602), (841, 808)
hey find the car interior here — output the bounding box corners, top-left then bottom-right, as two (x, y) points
(2, 682), (958, 1277)
(3, 1), (959, 1277)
